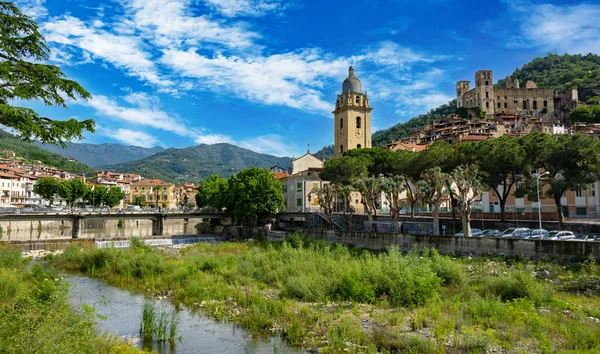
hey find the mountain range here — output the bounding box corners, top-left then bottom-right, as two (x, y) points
(98, 143), (291, 183)
(38, 141), (165, 168)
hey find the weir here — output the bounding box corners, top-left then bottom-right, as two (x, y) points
(95, 236), (223, 249)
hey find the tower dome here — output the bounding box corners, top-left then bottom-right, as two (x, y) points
(342, 66), (362, 93)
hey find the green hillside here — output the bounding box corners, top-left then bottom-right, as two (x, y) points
(367, 54), (600, 147)
(372, 100), (457, 146)
(314, 145), (334, 161)
(496, 53), (600, 103)
(101, 143), (291, 183)
(0, 130), (94, 173)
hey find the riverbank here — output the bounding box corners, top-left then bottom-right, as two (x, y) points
(53, 233), (600, 353)
(0, 245), (146, 353)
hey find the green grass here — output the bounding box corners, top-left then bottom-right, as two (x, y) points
(56, 234), (600, 353)
(0, 245), (147, 353)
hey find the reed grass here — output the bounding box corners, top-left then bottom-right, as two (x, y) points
(140, 300), (179, 342)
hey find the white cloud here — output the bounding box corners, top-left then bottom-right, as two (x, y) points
(161, 48), (349, 113)
(110, 128), (160, 148)
(203, 0), (290, 18)
(505, 1), (600, 54)
(41, 16), (173, 89)
(195, 134), (234, 145)
(78, 92), (238, 148)
(239, 134), (299, 157)
(38, 1), (454, 117)
(117, 0), (260, 49)
(15, 0), (47, 19)
(79, 94), (192, 137)
(122, 92), (160, 108)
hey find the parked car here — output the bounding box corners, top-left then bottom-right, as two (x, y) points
(127, 205), (141, 211)
(455, 229), (483, 237)
(481, 229), (502, 237)
(500, 228), (530, 238)
(0, 206), (18, 214)
(526, 229), (549, 239)
(543, 231), (576, 241)
(568, 235), (592, 241)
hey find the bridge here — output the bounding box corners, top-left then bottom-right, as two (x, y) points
(0, 212), (230, 238)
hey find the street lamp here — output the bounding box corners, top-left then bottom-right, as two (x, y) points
(537, 171), (550, 232)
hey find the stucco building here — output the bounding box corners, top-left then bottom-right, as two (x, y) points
(456, 70), (578, 120)
(281, 151), (327, 212)
(333, 66), (372, 157)
(130, 179), (175, 209)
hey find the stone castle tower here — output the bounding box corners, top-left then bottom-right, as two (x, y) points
(333, 66), (372, 157)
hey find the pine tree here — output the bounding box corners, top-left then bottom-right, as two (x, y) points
(0, 2), (94, 146)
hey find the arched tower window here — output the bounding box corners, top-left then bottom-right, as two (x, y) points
(340, 118), (344, 129)
(543, 100), (548, 107)
(523, 100), (527, 109)
(355, 96), (360, 105)
(340, 145), (344, 153)
(533, 100), (538, 109)
(357, 144), (362, 149)
(356, 116), (361, 129)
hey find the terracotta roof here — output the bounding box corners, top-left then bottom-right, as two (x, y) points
(273, 172), (288, 180)
(460, 135), (489, 142)
(389, 142), (428, 152)
(131, 179), (171, 186)
(0, 171), (16, 179)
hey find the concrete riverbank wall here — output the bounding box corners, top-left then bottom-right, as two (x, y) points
(301, 229), (600, 259)
(282, 213), (600, 235)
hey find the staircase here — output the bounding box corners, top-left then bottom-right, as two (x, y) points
(314, 212), (349, 231)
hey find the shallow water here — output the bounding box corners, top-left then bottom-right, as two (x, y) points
(65, 273), (301, 354)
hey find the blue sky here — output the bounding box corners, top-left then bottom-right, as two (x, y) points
(13, 0), (600, 157)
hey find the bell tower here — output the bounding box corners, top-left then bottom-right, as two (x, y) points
(333, 66), (372, 157)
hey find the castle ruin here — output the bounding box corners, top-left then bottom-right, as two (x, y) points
(456, 70), (578, 121)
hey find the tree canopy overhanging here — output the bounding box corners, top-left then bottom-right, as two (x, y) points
(0, 2), (95, 146)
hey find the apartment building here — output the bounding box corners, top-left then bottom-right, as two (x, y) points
(130, 179), (175, 208)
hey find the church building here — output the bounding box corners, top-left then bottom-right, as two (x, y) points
(333, 66), (372, 157)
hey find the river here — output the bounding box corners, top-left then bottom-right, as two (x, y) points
(65, 272), (302, 354)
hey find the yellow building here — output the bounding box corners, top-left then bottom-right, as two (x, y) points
(333, 66), (372, 157)
(130, 179), (175, 209)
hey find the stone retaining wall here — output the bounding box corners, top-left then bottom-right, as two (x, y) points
(303, 229), (600, 259)
(298, 214), (600, 234)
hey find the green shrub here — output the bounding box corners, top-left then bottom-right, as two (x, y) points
(130, 237), (150, 252)
(62, 243), (83, 265)
(0, 246), (21, 267)
(130, 252), (166, 279)
(482, 267), (554, 305)
(282, 274), (329, 301)
(428, 250), (465, 286)
(0, 269), (22, 299)
(457, 330), (495, 353)
(364, 248), (442, 307)
(336, 272), (375, 303)
(285, 231), (306, 249)
(465, 296), (505, 328)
